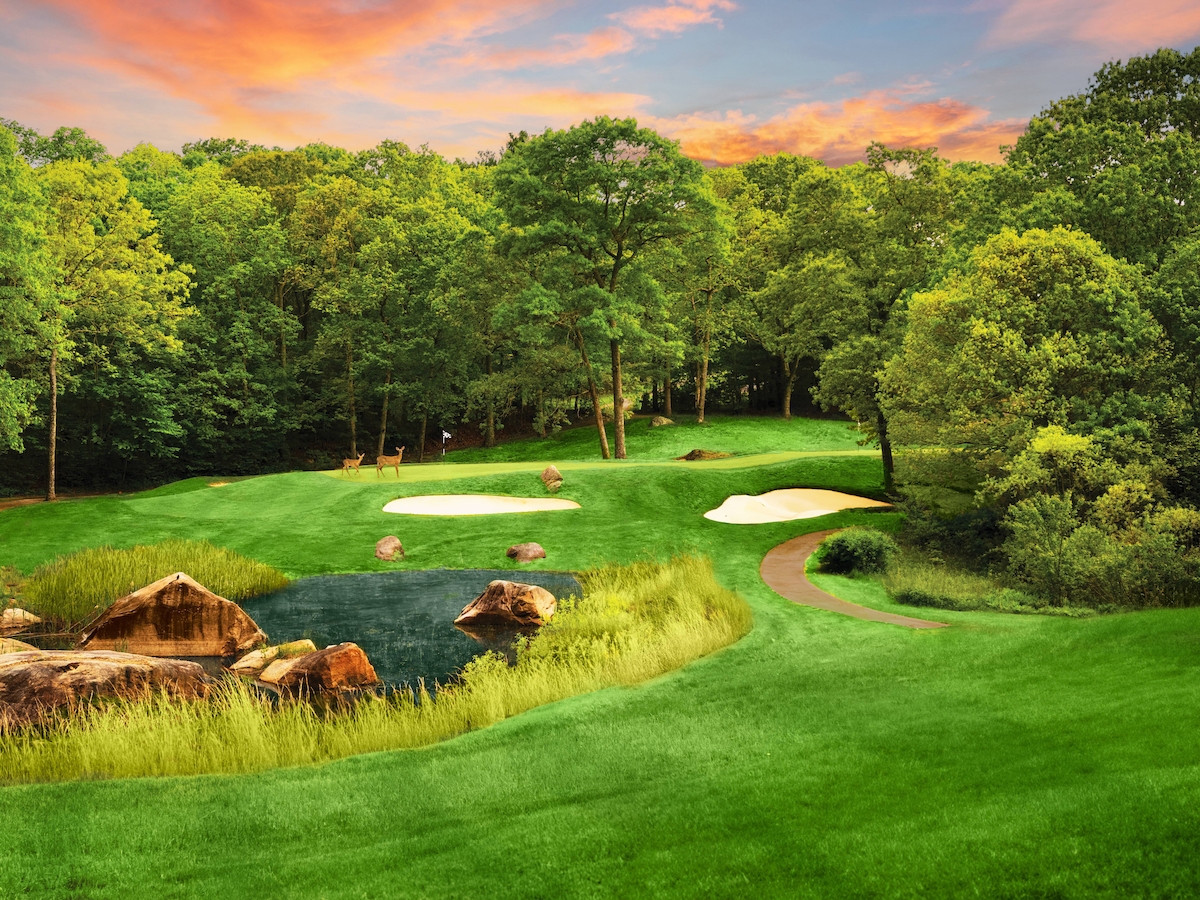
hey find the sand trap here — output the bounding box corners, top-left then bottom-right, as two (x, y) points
(704, 489), (890, 524)
(383, 494), (581, 516)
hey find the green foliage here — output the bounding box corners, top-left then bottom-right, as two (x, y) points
(818, 527), (898, 575)
(0, 556), (748, 783)
(23, 539), (288, 629)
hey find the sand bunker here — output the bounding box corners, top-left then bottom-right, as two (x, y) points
(383, 495), (580, 516)
(704, 489), (890, 524)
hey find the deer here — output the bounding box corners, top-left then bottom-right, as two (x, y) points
(376, 446), (405, 477)
(340, 452), (365, 476)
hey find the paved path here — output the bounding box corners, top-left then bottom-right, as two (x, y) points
(760, 530), (947, 629)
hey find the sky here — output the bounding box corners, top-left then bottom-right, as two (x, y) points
(2, 0), (1200, 166)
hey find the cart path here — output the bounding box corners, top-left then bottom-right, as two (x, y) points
(760, 530), (947, 629)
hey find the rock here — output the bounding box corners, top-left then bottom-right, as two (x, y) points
(540, 465), (563, 493)
(375, 535), (404, 561)
(78, 572), (267, 657)
(650, 416), (674, 427)
(454, 580), (557, 628)
(675, 449), (733, 461)
(260, 642), (379, 694)
(506, 542), (546, 563)
(0, 638), (37, 654)
(229, 639), (317, 676)
(0, 608), (41, 636)
(0, 650), (209, 727)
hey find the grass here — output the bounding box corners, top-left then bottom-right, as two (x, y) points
(0, 415), (1197, 897)
(445, 412), (867, 462)
(0, 556), (749, 783)
(21, 540), (289, 629)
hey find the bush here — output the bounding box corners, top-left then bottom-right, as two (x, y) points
(23, 540), (289, 629)
(818, 528), (898, 575)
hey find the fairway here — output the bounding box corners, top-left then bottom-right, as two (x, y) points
(1, 419), (1198, 898)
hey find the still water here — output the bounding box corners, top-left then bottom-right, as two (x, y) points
(242, 569), (581, 689)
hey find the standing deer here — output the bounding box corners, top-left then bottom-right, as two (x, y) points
(340, 452), (365, 475)
(376, 446), (405, 477)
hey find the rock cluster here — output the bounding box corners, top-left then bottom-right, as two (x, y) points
(79, 572), (266, 657)
(540, 465), (563, 493)
(454, 580), (557, 628)
(375, 535), (404, 561)
(506, 542), (546, 563)
(0, 650), (209, 727)
(228, 639), (317, 676)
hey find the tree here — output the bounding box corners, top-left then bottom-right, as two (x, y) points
(881, 227), (1165, 469)
(0, 126), (51, 451)
(38, 160), (191, 498)
(496, 117), (710, 458)
(0, 121), (108, 167)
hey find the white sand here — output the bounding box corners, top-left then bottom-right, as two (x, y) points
(383, 494), (581, 516)
(704, 488), (890, 524)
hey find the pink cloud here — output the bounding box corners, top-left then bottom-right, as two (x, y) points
(455, 26), (639, 69)
(989, 0), (1200, 48)
(610, 0), (737, 38)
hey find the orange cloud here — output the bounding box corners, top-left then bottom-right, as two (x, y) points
(611, 0), (736, 37)
(989, 0), (1200, 48)
(654, 90), (1026, 165)
(454, 26), (638, 69)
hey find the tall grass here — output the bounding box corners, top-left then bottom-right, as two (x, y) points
(0, 556), (750, 784)
(23, 540), (289, 629)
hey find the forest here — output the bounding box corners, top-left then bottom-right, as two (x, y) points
(3, 48), (1200, 608)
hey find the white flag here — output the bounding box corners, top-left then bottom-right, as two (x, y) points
(442, 430), (452, 440)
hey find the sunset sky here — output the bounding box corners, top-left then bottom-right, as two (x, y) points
(2, 0), (1199, 166)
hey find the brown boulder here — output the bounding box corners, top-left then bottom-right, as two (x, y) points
(1, 608), (41, 636)
(375, 535), (405, 561)
(260, 642), (379, 694)
(675, 449), (733, 461)
(540, 465), (563, 493)
(0, 638), (37, 654)
(454, 580), (557, 628)
(506, 542), (547, 563)
(78, 572), (267, 657)
(650, 416), (674, 427)
(0, 650), (208, 727)
(229, 639), (317, 676)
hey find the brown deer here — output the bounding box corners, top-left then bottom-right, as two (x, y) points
(340, 452), (365, 475)
(376, 446), (405, 477)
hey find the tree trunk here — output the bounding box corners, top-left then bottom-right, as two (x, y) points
(346, 342), (357, 458)
(484, 355), (496, 448)
(574, 328), (609, 459)
(652, 380), (660, 413)
(277, 282), (287, 372)
(697, 328), (712, 425)
(611, 337), (626, 459)
(418, 413), (428, 463)
(47, 346), (57, 502)
(376, 370), (392, 459)
(877, 411), (895, 494)
(781, 355), (797, 421)
(664, 373), (673, 416)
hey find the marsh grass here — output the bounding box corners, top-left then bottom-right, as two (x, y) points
(883, 552), (1095, 617)
(22, 540), (289, 629)
(0, 556), (750, 784)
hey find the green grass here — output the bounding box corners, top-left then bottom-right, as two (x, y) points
(22, 540), (289, 629)
(445, 412), (866, 462)
(0, 556), (749, 783)
(0, 415), (1197, 898)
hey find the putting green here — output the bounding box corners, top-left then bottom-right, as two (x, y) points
(382, 494), (581, 515)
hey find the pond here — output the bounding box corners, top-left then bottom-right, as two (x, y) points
(242, 569), (582, 689)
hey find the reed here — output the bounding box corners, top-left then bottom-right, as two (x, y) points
(22, 540), (288, 629)
(0, 556), (750, 784)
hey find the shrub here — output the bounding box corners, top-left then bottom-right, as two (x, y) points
(0, 556), (750, 784)
(23, 540), (288, 629)
(818, 528), (898, 575)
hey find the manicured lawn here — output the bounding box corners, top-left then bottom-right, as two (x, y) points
(1, 418), (1198, 898)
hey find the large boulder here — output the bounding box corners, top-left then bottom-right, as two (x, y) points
(259, 642), (379, 694)
(454, 580), (557, 628)
(540, 465), (563, 493)
(650, 416), (674, 427)
(1, 608), (40, 636)
(676, 449), (733, 461)
(78, 572), (267, 657)
(0, 650), (208, 727)
(0, 638), (37, 654)
(506, 542), (546, 563)
(229, 639), (317, 677)
(375, 535), (404, 561)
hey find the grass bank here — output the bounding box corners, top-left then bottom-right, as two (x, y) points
(0, 557), (749, 784)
